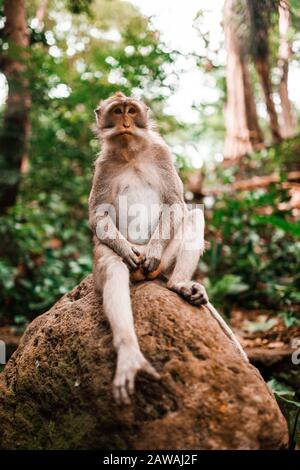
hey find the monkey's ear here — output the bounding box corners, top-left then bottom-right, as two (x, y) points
(94, 106), (101, 123)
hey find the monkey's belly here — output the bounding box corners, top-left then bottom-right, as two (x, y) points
(116, 186), (161, 245)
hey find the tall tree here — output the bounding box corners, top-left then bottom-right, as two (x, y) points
(278, 0), (297, 137)
(247, 0), (282, 144)
(223, 0), (264, 159)
(0, 0), (30, 214)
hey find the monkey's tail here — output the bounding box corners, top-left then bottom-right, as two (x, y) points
(206, 301), (249, 363)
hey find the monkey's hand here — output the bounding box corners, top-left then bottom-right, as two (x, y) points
(113, 344), (160, 405)
(143, 241), (163, 273)
(118, 241), (142, 271)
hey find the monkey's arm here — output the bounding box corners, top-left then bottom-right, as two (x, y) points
(89, 162), (141, 270)
(143, 155), (186, 273)
(143, 203), (185, 273)
(94, 213), (142, 270)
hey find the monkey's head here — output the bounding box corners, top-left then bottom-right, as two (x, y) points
(95, 92), (149, 142)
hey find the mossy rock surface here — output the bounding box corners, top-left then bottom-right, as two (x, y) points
(0, 275), (288, 449)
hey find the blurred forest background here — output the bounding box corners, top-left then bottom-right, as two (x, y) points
(0, 0), (300, 447)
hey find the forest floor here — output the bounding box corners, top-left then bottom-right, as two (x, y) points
(232, 308), (300, 365)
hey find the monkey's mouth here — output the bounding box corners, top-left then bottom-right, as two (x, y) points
(117, 130), (133, 136)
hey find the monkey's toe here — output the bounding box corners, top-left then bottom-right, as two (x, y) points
(190, 283), (208, 305)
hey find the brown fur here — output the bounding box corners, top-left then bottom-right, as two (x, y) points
(88, 92), (190, 404)
(88, 92), (247, 405)
(89, 92), (185, 250)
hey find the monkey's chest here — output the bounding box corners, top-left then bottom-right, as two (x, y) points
(115, 178), (161, 245)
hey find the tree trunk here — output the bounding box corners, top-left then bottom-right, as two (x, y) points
(242, 62), (264, 147)
(223, 0), (264, 160)
(0, 0), (31, 214)
(255, 57), (282, 144)
(278, 1), (297, 138)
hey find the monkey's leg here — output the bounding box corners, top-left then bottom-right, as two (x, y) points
(93, 243), (160, 405)
(161, 211), (248, 361)
(161, 208), (208, 306)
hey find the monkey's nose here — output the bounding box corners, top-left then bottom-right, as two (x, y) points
(123, 123), (130, 128)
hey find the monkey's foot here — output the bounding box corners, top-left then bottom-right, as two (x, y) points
(113, 345), (160, 405)
(168, 281), (208, 306)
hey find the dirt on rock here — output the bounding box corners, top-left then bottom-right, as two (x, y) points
(0, 275), (288, 449)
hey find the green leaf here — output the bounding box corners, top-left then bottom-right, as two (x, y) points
(244, 317), (278, 333)
(255, 215), (300, 237)
(274, 394), (300, 449)
(268, 378), (300, 449)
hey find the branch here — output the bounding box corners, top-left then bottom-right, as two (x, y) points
(203, 171), (300, 195)
(35, 0), (49, 24)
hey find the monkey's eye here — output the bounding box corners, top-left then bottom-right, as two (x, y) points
(128, 107), (136, 114)
(114, 107), (122, 114)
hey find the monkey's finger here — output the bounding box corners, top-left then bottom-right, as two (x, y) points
(142, 361), (161, 380)
(114, 373), (132, 405)
(126, 372), (135, 396)
(191, 287), (208, 304)
(132, 246), (141, 257)
(130, 252), (143, 266)
(147, 260), (155, 272)
(191, 291), (204, 300)
(133, 256), (142, 266)
(119, 384), (131, 405)
(143, 257), (159, 273)
(190, 295), (208, 306)
(125, 257), (139, 270)
(191, 284), (199, 294)
(181, 287), (193, 298)
(153, 259), (160, 272)
(142, 258), (150, 271)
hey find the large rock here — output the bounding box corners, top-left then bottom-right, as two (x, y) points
(0, 275), (288, 449)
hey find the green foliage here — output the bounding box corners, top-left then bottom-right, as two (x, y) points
(268, 378), (300, 449)
(0, 195), (92, 322)
(279, 311), (300, 328)
(203, 139), (300, 311)
(205, 274), (249, 305)
(0, 0), (299, 330)
(243, 315), (278, 332)
(0, 1), (299, 450)
(67, 0), (93, 15)
(0, 0), (176, 324)
(204, 188), (300, 309)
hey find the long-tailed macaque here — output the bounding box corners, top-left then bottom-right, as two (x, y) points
(89, 92), (248, 405)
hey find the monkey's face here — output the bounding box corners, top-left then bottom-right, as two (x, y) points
(95, 93), (149, 142)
